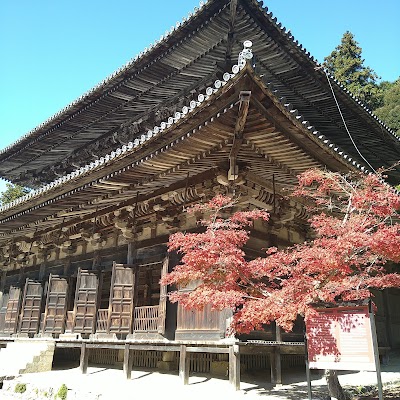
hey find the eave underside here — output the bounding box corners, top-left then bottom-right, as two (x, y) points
(0, 74), (353, 244)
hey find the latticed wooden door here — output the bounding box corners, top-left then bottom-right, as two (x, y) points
(108, 262), (135, 334)
(4, 286), (22, 334)
(158, 256), (169, 334)
(42, 275), (68, 334)
(73, 269), (98, 334)
(19, 279), (43, 334)
(0, 292), (9, 333)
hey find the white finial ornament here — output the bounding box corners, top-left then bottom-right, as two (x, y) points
(238, 40), (253, 69)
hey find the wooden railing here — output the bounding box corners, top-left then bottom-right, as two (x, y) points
(133, 305), (159, 332)
(96, 309), (109, 332)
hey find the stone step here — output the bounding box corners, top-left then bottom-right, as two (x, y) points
(0, 340), (55, 378)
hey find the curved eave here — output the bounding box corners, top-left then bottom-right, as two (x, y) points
(0, 66), (372, 239)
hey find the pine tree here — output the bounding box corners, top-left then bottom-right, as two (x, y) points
(0, 183), (30, 206)
(324, 31), (381, 109)
(374, 78), (400, 136)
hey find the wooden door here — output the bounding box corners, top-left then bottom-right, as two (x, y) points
(19, 279), (43, 334)
(42, 275), (68, 334)
(158, 256), (169, 334)
(4, 286), (22, 334)
(0, 292), (9, 333)
(108, 262), (135, 334)
(73, 269), (98, 334)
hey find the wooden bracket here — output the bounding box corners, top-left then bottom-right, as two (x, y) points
(228, 91), (251, 181)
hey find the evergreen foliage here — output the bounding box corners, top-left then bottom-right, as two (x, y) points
(374, 79), (400, 136)
(324, 31), (381, 109)
(0, 183), (30, 206)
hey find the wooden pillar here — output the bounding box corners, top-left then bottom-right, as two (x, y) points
(383, 289), (394, 349)
(92, 250), (101, 270)
(127, 241), (136, 265)
(123, 343), (133, 379)
(80, 342), (89, 374)
(179, 345), (190, 385)
(63, 258), (71, 276)
(127, 241), (138, 335)
(229, 345), (240, 391)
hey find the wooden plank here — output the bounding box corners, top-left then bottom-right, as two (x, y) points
(186, 346), (230, 354)
(229, 345), (240, 391)
(86, 343), (125, 350)
(127, 344), (180, 352)
(80, 342), (89, 374)
(179, 345), (190, 385)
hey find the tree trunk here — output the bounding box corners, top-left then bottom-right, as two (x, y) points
(325, 370), (347, 400)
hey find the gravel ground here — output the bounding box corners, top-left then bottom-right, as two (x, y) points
(1, 353), (399, 400)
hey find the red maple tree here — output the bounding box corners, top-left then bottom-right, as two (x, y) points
(162, 169), (400, 332)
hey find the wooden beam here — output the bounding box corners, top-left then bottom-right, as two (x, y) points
(79, 342), (89, 374)
(179, 345), (190, 385)
(229, 344), (240, 391)
(186, 346), (230, 354)
(228, 91), (251, 181)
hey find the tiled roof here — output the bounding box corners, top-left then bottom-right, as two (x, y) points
(0, 62), (371, 217)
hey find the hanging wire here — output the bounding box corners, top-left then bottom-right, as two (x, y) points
(323, 68), (377, 174)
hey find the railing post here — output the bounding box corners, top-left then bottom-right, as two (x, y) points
(179, 345), (190, 385)
(229, 344), (240, 391)
(123, 343), (132, 379)
(80, 342), (89, 374)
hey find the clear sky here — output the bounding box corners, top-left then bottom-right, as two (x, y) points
(0, 0), (399, 192)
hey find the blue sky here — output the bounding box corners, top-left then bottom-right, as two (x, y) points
(0, 0), (399, 192)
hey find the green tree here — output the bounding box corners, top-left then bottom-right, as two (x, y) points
(374, 78), (400, 136)
(0, 183), (30, 206)
(324, 31), (381, 109)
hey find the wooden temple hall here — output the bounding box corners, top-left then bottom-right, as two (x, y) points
(0, 0), (400, 389)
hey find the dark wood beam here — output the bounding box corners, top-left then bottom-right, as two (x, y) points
(228, 91), (251, 180)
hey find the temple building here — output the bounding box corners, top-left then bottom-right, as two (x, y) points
(0, 0), (399, 388)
